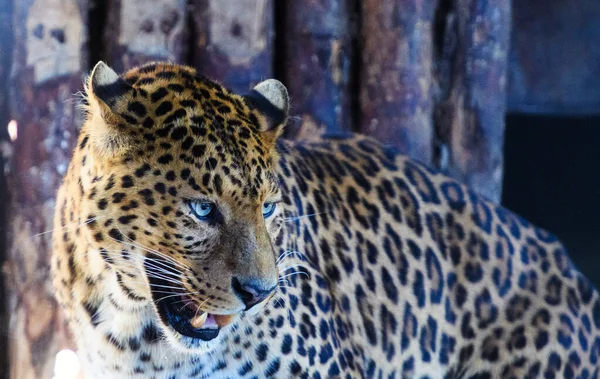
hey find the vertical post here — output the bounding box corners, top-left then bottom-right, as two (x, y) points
(104, 0), (187, 72)
(191, 0), (274, 94)
(5, 0), (88, 377)
(280, 0), (356, 139)
(0, 0), (12, 375)
(359, 0), (436, 164)
(434, 0), (511, 202)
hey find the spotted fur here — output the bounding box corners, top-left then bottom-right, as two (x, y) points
(52, 62), (600, 378)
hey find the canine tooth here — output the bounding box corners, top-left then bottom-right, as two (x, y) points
(214, 314), (238, 328)
(190, 312), (207, 328)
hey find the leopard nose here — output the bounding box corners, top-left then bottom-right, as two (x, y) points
(231, 277), (276, 310)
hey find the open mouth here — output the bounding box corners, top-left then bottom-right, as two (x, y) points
(148, 275), (237, 342)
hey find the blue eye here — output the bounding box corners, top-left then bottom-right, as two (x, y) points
(189, 201), (215, 220)
(262, 202), (277, 218)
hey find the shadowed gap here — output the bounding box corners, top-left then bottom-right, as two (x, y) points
(503, 114), (600, 288)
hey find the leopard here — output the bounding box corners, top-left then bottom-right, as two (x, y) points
(51, 60), (600, 379)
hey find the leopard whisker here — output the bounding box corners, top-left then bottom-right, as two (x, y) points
(111, 223), (190, 271)
(113, 272), (183, 287)
(144, 273), (186, 286)
(148, 283), (189, 291)
(111, 238), (189, 272)
(30, 215), (107, 239)
(279, 271), (309, 281)
(277, 258), (307, 269)
(99, 251), (184, 281)
(282, 211), (328, 222)
(153, 292), (200, 304)
(277, 265), (310, 277)
(166, 293), (211, 309)
(112, 251), (188, 277)
(276, 250), (304, 264)
(142, 264), (183, 278)
(194, 289), (217, 316)
(122, 239), (188, 270)
(177, 299), (196, 313)
(279, 246), (316, 268)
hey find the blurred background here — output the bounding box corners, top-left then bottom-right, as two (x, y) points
(0, 0), (598, 377)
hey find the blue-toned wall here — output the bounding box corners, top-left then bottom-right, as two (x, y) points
(508, 0), (600, 114)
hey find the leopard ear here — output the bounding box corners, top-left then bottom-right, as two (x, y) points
(86, 61), (133, 116)
(85, 61), (134, 156)
(244, 79), (289, 137)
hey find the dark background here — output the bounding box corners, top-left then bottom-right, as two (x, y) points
(503, 115), (600, 288)
(503, 0), (600, 288)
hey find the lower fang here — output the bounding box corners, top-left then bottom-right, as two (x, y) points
(190, 312), (207, 328)
(214, 314), (238, 328)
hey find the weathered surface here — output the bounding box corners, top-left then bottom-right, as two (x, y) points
(434, 0), (511, 203)
(508, 0), (600, 114)
(281, 0), (356, 140)
(5, 0), (88, 377)
(191, 0), (273, 93)
(104, 0), (186, 72)
(359, 0), (436, 164)
(0, 0), (12, 376)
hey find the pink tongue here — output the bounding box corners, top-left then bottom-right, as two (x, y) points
(203, 314), (218, 328)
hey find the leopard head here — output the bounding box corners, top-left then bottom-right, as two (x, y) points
(80, 61), (288, 351)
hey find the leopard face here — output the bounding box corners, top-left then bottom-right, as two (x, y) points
(77, 61), (289, 351)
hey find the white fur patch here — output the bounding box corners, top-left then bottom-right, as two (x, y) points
(91, 61), (119, 86)
(253, 79), (288, 111)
